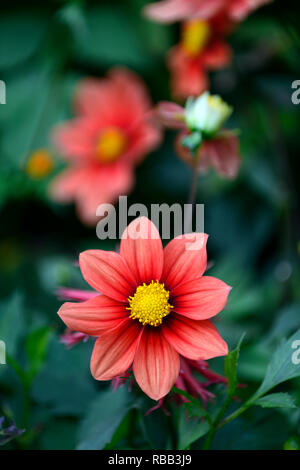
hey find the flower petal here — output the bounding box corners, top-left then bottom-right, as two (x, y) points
(162, 313), (228, 360)
(155, 101), (186, 129)
(199, 134), (241, 179)
(58, 295), (128, 336)
(120, 217), (164, 285)
(91, 319), (142, 380)
(172, 276), (231, 320)
(75, 163), (134, 226)
(143, 0), (195, 23)
(161, 233), (208, 290)
(79, 250), (137, 301)
(133, 328), (180, 400)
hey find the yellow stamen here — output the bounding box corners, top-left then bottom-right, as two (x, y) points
(26, 149), (53, 180)
(96, 127), (127, 163)
(182, 20), (211, 57)
(127, 280), (173, 327)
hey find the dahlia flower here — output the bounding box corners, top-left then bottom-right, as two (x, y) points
(167, 17), (232, 98)
(50, 68), (161, 226)
(26, 149), (54, 180)
(156, 92), (240, 179)
(143, 0), (272, 24)
(58, 217), (230, 400)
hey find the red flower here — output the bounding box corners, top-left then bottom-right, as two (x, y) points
(143, 0), (272, 24)
(167, 17), (232, 99)
(58, 217), (230, 400)
(50, 68), (161, 226)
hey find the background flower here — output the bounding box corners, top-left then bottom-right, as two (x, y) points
(51, 68), (161, 225)
(168, 16), (232, 98)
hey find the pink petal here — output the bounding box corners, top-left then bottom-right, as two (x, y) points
(155, 101), (186, 129)
(120, 217), (164, 285)
(161, 233), (208, 290)
(172, 276), (231, 320)
(75, 163), (134, 226)
(121, 123), (162, 167)
(143, 0), (225, 23)
(199, 134), (241, 179)
(79, 250), (137, 302)
(167, 45), (209, 99)
(143, 0), (196, 23)
(133, 328), (180, 400)
(52, 118), (101, 162)
(229, 0), (272, 21)
(58, 295), (128, 336)
(50, 166), (94, 203)
(56, 287), (98, 302)
(162, 313), (228, 360)
(75, 68), (152, 122)
(91, 319), (142, 380)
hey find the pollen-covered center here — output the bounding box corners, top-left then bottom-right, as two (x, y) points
(127, 281), (173, 327)
(96, 127), (127, 163)
(182, 20), (211, 57)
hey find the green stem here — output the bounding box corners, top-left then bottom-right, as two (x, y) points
(202, 391), (235, 449)
(203, 394), (260, 449)
(217, 400), (253, 429)
(184, 148), (201, 233)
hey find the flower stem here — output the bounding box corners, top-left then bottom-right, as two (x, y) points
(184, 149), (201, 233)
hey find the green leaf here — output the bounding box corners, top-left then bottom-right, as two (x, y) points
(177, 407), (209, 450)
(224, 334), (245, 396)
(141, 406), (171, 450)
(0, 293), (24, 357)
(181, 132), (202, 151)
(255, 329), (300, 397)
(25, 326), (53, 383)
(256, 391), (297, 409)
(254, 393), (296, 409)
(32, 338), (97, 416)
(76, 386), (136, 450)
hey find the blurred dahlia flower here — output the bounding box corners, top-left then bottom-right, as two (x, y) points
(26, 149), (54, 180)
(143, 0), (272, 24)
(57, 217), (230, 401)
(50, 68), (161, 226)
(167, 17), (232, 98)
(156, 92), (240, 179)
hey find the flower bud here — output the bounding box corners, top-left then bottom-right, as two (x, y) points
(185, 92), (232, 136)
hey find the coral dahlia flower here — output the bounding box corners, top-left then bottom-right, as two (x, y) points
(168, 16), (232, 98)
(143, 0), (272, 24)
(50, 68), (161, 226)
(58, 217), (230, 400)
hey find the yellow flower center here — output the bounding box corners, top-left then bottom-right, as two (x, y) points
(127, 281), (173, 327)
(182, 20), (211, 57)
(96, 127), (127, 163)
(26, 149), (53, 179)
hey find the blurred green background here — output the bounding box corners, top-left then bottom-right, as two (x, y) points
(0, 0), (300, 450)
